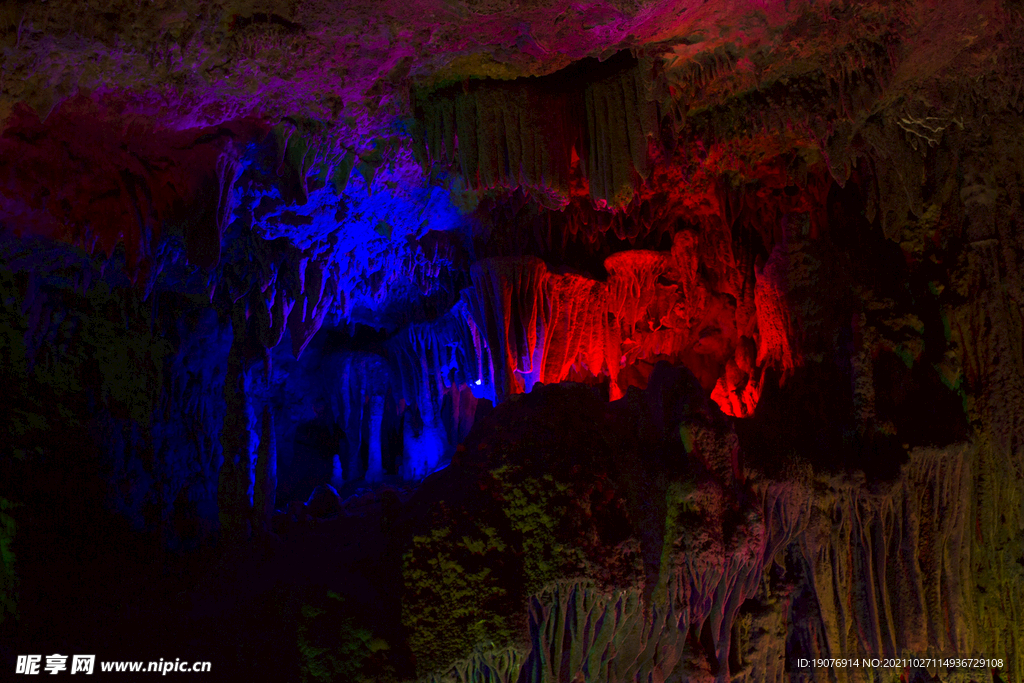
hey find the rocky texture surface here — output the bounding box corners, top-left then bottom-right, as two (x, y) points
(2, 0), (1024, 681)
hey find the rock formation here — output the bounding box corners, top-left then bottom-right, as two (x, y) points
(1, 0), (1023, 681)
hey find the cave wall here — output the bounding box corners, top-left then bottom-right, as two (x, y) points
(2, 0), (1024, 681)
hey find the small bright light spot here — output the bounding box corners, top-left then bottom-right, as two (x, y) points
(474, 379), (482, 385)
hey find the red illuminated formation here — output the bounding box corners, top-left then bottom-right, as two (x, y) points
(465, 136), (823, 414)
(469, 240), (728, 401)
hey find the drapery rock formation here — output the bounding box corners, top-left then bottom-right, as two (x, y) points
(2, 0), (1024, 681)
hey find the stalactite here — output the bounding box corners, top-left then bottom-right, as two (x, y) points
(287, 253), (337, 359)
(422, 460), (810, 683)
(754, 243), (799, 381)
(425, 435), (1021, 683)
(251, 283), (294, 351)
(789, 445), (993, 683)
(385, 299), (484, 478)
(464, 230), (778, 408)
(365, 396), (385, 482)
(186, 152), (244, 271)
(419, 55), (654, 209)
(332, 354), (389, 482)
(850, 311), (877, 431)
(581, 58), (657, 207)
(289, 338), (473, 485)
(252, 405), (277, 535)
(951, 239), (1024, 449)
(217, 302), (256, 542)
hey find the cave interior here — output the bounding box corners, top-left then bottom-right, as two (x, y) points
(1, 0), (1023, 681)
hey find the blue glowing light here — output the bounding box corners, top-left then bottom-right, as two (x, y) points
(230, 138), (482, 487)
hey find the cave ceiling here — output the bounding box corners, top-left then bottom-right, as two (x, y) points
(1, 0), (1023, 417)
